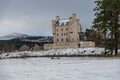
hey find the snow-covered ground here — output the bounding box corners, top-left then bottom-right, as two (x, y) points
(0, 47), (105, 59)
(0, 57), (120, 80)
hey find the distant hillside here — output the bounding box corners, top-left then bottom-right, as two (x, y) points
(11, 36), (53, 43)
(0, 33), (29, 40)
(0, 33), (53, 43)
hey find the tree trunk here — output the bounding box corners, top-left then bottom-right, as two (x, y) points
(111, 30), (114, 55)
(114, 30), (118, 55)
(114, 12), (119, 56)
(104, 29), (107, 55)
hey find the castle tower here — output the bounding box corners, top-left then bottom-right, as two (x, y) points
(52, 14), (81, 43)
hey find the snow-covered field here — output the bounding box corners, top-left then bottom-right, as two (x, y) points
(0, 47), (105, 59)
(0, 57), (120, 80)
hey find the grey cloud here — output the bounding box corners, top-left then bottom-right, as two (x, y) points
(0, 0), (96, 36)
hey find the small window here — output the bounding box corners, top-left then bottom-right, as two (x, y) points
(70, 32), (73, 33)
(66, 22), (69, 25)
(56, 21), (59, 26)
(57, 29), (58, 31)
(66, 38), (68, 42)
(57, 33), (59, 36)
(57, 39), (59, 42)
(66, 28), (68, 31)
(61, 38), (63, 42)
(61, 33), (63, 36)
(78, 44), (80, 47)
(72, 38), (74, 41)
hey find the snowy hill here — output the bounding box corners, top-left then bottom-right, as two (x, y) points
(12, 36), (53, 43)
(0, 33), (29, 40)
(0, 33), (53, 43)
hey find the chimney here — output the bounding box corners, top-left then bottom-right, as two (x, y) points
(56, 16), (60, 21)
(72, 13), (76, 17)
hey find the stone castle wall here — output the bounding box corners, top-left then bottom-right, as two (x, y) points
(44, 41), (95, 50)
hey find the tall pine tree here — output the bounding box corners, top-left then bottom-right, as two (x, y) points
(93, 0), (120, 55)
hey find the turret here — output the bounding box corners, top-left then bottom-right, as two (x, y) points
(72, 13), (76, 20)
(52, 20), (56, 35)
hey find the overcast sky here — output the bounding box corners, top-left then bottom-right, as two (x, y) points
(0, 0), (96, 36)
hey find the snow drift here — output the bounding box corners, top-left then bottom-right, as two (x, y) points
(0, 47), (105, 59)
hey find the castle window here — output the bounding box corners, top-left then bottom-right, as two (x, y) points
(56, 21), (59, 26)
(66, 22), (69, 25)
(78, 44), (80, 47)
(57, 33), (59, 36)
(61, 38), (63, 42)
(72, 38), (74, 41)
(64, 33), (65, 36)
(66, 38), (68, 42)
(70, 32), (73, 33)
(66, 28), (68, 31)
(61, 33), (63, 36)
(57, 29), (58, 31)
(57, 39), (59, 42)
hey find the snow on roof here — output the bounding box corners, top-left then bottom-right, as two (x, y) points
(59, 19), (69, 26)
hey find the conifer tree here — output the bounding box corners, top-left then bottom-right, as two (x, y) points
(93, 0), (120, 55)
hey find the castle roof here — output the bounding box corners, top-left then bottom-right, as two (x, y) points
(58, 19), (69, 26)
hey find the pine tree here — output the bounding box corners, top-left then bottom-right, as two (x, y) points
(93, 0), (120, 55)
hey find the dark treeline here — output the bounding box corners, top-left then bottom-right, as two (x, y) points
(0, 40), (45, 53)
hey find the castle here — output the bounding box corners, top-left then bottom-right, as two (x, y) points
(44, 14), (95, 49)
